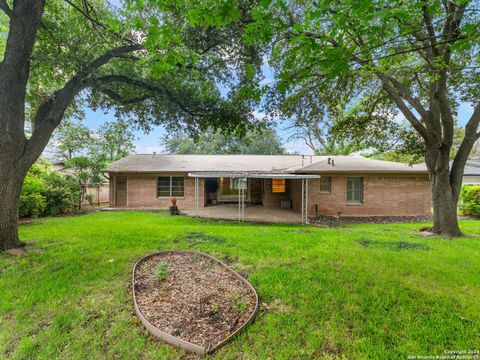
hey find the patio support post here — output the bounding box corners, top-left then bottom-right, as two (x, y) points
(242, 187), (245, 220)
(238, 180), (241, 222)
(305, 179), (309, 225)
(301, 179), (305, 225)
(194, 177), (198, 217)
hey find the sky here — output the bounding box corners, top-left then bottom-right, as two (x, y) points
(75, 1), (477, 157)
(81, 94), (476, 157)
(81, 61), (314, 155)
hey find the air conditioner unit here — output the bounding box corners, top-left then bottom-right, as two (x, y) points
(280, 199), (292, 209)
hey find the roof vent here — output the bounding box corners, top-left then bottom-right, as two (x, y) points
(328, 157), (331, 165)
(153, 152), (156, 157)
(302, 155), (305, 166)
(331, 159), (335, 166)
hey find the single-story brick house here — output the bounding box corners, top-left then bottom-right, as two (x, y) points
(106, 154), (431, 220)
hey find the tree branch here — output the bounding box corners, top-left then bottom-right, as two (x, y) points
(451, 103), (480, 189)
(95, 88), (150, 105)
(376, 72), (432, 142)
(88, 75), (194, 114)
(387, 76), (429, 119)
(24, 44), (143, 165)
(0, 0), (14, 18)
(79, 44), (143, 76)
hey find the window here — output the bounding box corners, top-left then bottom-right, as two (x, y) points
(272, 178), (286, 193)
(319, 176), (332, 193)
(347, 177), (363, 203)
(157, 176), (184, 197)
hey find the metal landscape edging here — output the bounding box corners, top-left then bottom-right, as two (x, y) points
(132, 250), (259, 356)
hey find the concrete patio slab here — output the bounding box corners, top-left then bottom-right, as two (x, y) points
(183, 204), (302, 224)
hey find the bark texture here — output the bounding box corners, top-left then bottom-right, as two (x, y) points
(0, 160), (27, 250)
(0, 1), (143, 251)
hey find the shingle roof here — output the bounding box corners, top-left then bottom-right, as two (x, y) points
(412, 160), (480, 176)
(107, 154), (427, 174)
(294, 156), (425, 174)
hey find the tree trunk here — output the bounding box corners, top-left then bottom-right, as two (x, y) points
(429, 162), (463, 239)
(0, 160), (27, 251)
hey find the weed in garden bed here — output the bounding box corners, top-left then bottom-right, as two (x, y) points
(155, 261), (168, 281)
(230, 292), (249, 315)
(357, 239), (429, 251)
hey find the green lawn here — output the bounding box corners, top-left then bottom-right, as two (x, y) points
(1, 212), (480, 359)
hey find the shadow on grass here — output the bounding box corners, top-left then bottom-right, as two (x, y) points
(357, 238), (430, 251)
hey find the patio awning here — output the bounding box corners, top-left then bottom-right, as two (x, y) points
(190, 172), (319, 225)
(188, 172), (320, 179)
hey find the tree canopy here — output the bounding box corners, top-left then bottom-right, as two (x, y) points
(246, 0), (480, 237)
(161, 127), (286, 155)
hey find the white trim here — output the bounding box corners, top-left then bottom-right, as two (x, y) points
(189, 172), (320, 179)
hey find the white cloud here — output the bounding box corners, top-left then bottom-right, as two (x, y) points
(282, 139), (314, 155)
(252, 110), (267, 120)
(135, 145), (164, 154)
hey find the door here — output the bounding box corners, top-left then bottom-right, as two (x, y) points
(115, 176), (127, 207)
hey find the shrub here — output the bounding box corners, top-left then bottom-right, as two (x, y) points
(19, 161), (82, 218)
(19, 193), (46, 218)
(85, 194), (94, 206)
(459, 185), (480, 217)
(41, 172), (81, 216)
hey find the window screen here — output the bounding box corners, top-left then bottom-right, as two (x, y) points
(157, 176), (184, 197)
(171, 177), (184, 197)
(347, 177), (363, 203)
(319, 176), (332, 193)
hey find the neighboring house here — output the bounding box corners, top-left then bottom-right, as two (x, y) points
(45, 159), (110, 205)
(106, 154), (431, 219)
(412, 160), (480, 185)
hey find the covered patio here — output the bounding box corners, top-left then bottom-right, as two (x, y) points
(183, 203), (303, 224)
(188, 172), (320, 224)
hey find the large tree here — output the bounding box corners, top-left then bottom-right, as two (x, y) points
(50, 121), (92, 161)
(0, 0), (260, 251)
(250, 0), (480, 237)
(161, 127), (286, 155)
(96, 119), (136, 162)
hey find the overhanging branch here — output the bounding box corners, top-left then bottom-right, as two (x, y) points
(88, 74), (193, 114)
(0, 0), (14, 18)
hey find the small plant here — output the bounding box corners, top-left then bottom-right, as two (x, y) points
(209, 303), (219, 316)
(230, 292), (249, 315)
(155, 261), (168, 281)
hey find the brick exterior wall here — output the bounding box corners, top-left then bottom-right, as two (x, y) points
(262, 178), (292, 208)
(109, 172), (431, 217)
(290, 174), (431, 217)
(110, 173), (204, 210)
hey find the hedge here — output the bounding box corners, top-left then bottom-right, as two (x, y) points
(459, 185), (480, 217)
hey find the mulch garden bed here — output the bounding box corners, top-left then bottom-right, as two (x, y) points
(310, 214), (433, 226)
(133, 252), (257, 353)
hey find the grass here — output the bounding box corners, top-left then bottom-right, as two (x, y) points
(0, 211), (479, 359)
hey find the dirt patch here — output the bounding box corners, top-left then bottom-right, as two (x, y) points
(173, 232), (225, 247)
(5, 247), (28, 256)
(357, 239), (429, 251)
(133, 252), (257, 351)
(289, 229), (314, 234)
(261, 299), (292, 314)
